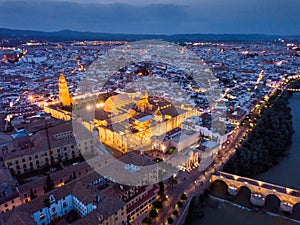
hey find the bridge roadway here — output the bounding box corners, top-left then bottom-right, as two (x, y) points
(284, 88), (300, 92)
(210, 171), (300, 213)
(280, 74), (300, 92)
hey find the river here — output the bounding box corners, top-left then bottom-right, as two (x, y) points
(187, 93), (300, 225)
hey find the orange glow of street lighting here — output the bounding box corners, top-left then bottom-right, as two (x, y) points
(96, 102), (105, 108)
(86, 104), (93, 111)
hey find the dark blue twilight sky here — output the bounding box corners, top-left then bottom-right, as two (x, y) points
(0, 0), (299, 35)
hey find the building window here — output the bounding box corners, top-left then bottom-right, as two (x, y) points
(52, 207), (55, 212)
(63, 202), (67, 208)
(40, 214), (45, 220)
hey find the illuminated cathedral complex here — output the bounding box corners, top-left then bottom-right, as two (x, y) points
(94, 92), (198, 153)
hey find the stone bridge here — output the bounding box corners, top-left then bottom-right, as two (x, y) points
(281, 74), (300, 92)
(284, 87), (300, 92)
(210, 171), (300, 213)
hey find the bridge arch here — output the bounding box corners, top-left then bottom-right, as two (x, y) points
(210, 172), (300, 212)
(264, 194), (280, 212)
(237, 185), (252, 196)
(209, 179), (228, 197)
(233, 186), (252, 205)
(292, 202), (300, 219)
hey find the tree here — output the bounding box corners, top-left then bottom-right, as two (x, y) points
(168, 147), (176, 154)
(43, 198), (51, 222)
(167, 217), (174, 224)
(44, 174), (54, 193)
(30, 189), (36, 200)
(180, 193), (187, 201)
(142, 217), (152, 225)
(176, 201), (183, 208)
(224, 91), (294, 177)
(43, 198), (50, 208)
(158, 182), (164, 195)
(168, 175), (177, 190)
(149, 209), (158, 219)
(172, 210), (178, 216)
(153, 201), (163, 210)
(73, 171), (77, 180)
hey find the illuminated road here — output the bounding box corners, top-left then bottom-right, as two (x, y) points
(148, 75), (300, 225)
(149, 100), (268, 225)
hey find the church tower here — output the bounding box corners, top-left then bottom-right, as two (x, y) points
(58, 72), (72, 106)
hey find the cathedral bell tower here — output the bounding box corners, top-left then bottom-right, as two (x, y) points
(58, 72), (72, 107)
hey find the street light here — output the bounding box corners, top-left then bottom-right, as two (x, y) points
(86, 104), (92, 111)
(96, 102), (105, 108)
(161, 144), (167, 152)
(27, 95), (34, 101)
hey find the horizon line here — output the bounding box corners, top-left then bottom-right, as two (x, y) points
(1, 27), (300, 37)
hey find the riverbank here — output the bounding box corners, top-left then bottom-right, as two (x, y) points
(185, 93), (300, 225)
(255, 92), (300, 190)
(186, 193), (298, 225)
(224, 91), (294, 177)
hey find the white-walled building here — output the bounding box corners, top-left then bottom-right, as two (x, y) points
(0, 154), (159, 225)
